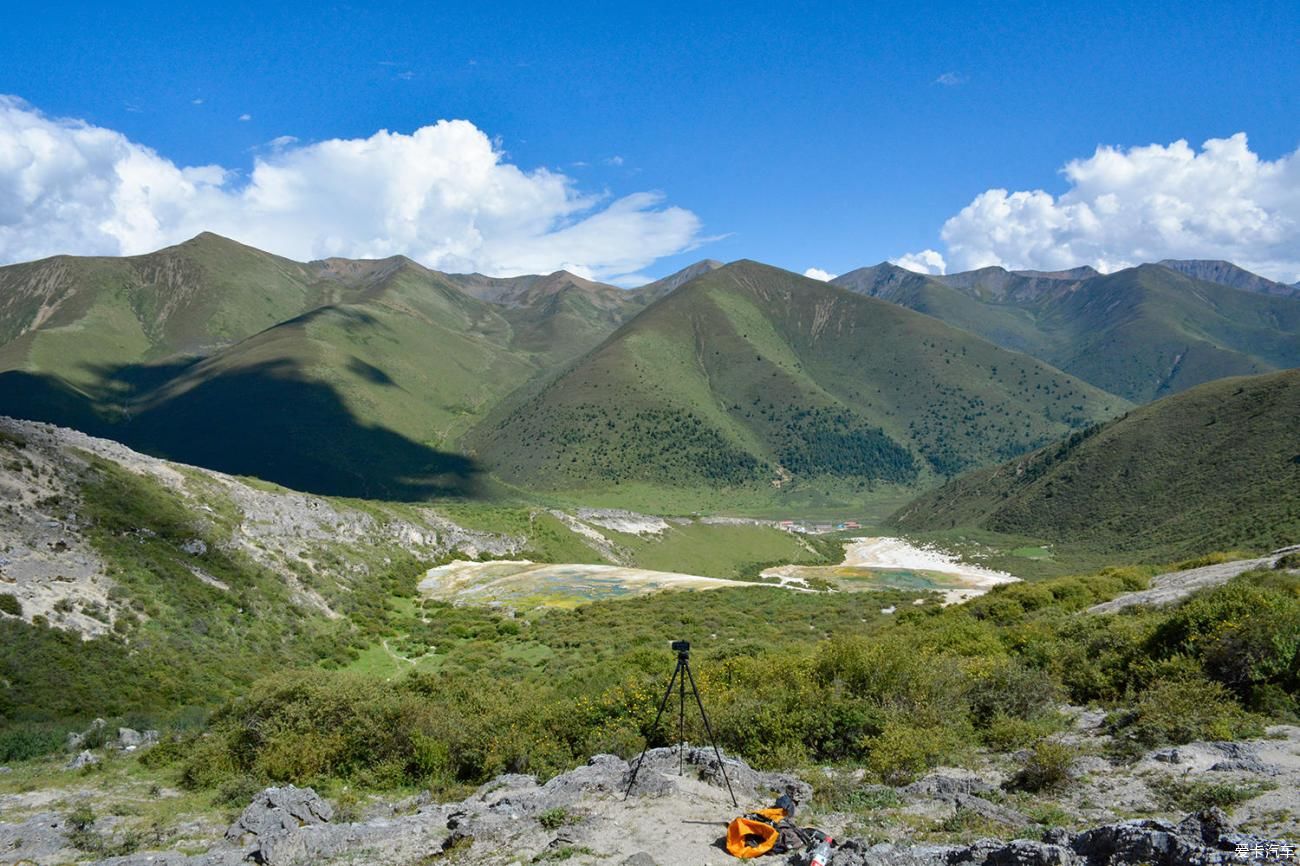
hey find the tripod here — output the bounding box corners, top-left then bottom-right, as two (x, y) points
(623, 640), (738, 807)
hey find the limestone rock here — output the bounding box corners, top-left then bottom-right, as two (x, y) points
(65, 749), (99, 770)
(226, 785), (333, 844)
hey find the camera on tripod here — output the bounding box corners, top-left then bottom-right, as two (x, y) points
(624, 637), (737, 806)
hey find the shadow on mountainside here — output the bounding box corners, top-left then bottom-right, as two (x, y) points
(0, 363), (483, 501)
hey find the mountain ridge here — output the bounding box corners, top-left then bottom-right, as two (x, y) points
(890, 368), (1300, 559)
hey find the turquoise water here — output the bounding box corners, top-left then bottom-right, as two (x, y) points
(778, 565), (967, 592)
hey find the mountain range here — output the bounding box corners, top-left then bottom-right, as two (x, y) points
(832, 260), (1300, 402)
(1, 233), (1297, 510)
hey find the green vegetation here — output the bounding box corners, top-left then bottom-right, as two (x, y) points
(135, 566), (1299, 797)
(473, 261), (1123, 510)
(892, 370), (1300, 560)
(1011, 740), (1076, 792)
(0, 456), (424, 723)
(1148, 776), (1277, 812)
(834, 262), (1300, 403)
(0, 234), (658, 500)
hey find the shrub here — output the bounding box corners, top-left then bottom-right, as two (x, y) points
(1148, 776), (1274, 811)
(1012, 739), (1075, 792)
(0, 724), (65, 762)
(538, 807), (569, 830)
(1117, 677), (1265, 749)
(0, 593), (20, 617)
(1150, 578), (1300, 707)
(967, 659), (1061, 727)
(864, 719), (967, 786)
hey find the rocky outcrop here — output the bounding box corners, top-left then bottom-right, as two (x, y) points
(225, 785), (334, 844)
(821, 810), (1287, 865)
(69, 749), (1292, 866)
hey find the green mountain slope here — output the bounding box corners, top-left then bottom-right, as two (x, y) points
(890, 369), (1300, 558)
(0, 237), (687, 498)
(0, 233), (339, 386)
(833, 262), (1300, 402)
(468, 261), (1126, 510)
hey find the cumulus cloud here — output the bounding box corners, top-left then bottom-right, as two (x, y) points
(0, 96), (704, 281)
(238, 113), (252, 121)
(901, 133), (1300, 282)
(803, 267), (836, 281)
(934, 72), (966, 86)
(890, 250), (947, 275)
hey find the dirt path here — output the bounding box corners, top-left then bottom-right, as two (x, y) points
(1088, 544), (1300, 614)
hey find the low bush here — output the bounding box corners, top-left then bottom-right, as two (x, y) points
(1012, 739), (1075, 792)
(1114, 677), (1265, 750)
(0, 723), (66, 762)
(1148, 776), (1275, 811)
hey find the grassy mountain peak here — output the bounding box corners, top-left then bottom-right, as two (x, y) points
(469, 260), (1125, 512)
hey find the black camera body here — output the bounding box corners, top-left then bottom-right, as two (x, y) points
(671, 640), (690, 654)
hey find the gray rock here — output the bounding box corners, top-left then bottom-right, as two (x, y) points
(635, 745), (813, 804)
(950, 793), (1032, 828)
(1069, 818), (1204, 865)
(1209, 756), (1281, 775)
(65, 748), (99, 770)
(226, 785), (333, 844)
(621, 853), (658, 866)
(181, 538), (208, 556)
(117, 727), (142, 749)
(903, 770), (997, 799)
(1175, 808), (1233, 845)
(67, 717), (107, 750)
(540, 753), (633, 802)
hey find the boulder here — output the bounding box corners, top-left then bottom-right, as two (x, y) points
(67, 717), (106, 751)
(65, 749), (99, 770)
(903, 769), (997, 799)
(1069, 818), (1205, 866)
(949, 793), (1032, 828)
(226, 785), (333, 844)
(634, 745), (811, 803)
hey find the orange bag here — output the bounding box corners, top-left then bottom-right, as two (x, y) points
(725, 808), (786, 858)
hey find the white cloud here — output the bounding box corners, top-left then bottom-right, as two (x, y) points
(890, 249), (947, 274)
(912, 133), (1300, 282)
(191, 98), (204, 105)
(934, 72), (965, 86)
(239, 113), (252, 122)
(0, 96), (705, 281)
(803, 267), (836, 281)
(603, 155), (625, 167)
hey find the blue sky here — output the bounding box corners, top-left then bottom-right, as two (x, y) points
(2, 0), (1298, 282)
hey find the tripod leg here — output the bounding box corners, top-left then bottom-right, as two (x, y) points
(679, 658), (686, 776)
(623, 660), (680, 800)
(683, 660), (739, 808)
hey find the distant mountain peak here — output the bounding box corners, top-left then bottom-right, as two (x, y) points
(1156, 259), (1300, 297)
(627, 259), (726, 303)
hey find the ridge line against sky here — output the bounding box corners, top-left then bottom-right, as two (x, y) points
(1, 1), (1297, 284)
(4, 94), (1300, 285)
